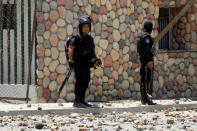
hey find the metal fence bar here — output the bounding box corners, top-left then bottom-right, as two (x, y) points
(14, 0), (17, 84)
(3, 31), (8, 83)
(26, 0), (37, 103)
(3, 15), (8, 84)
(9, 2), (15, 84)
(28, 0), (31, 84)
(24, 0), (29, 84)
(21, 0), (24, 84)
(34, 0), (37, 85)
(17, 0), (22, 83)
(0, 1), (3, 83)
(31, 0), (36, 85)
(10, 29), (15, 83)
(0, 97), (30, 101)
(7, 3), (11, 84)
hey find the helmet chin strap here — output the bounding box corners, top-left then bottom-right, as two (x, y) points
(82, 33), (88, 36)
(79, 26), (90, 36)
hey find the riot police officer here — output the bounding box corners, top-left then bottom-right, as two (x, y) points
(137, 20), (156, 105)
(68, 16), (101, 108)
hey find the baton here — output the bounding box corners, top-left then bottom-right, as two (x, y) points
(58, 68), (73, 95)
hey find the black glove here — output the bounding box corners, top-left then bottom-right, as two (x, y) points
(93, 58), (102, 69)
(96, 58), (102, 65)
(68, 60), (74, 68)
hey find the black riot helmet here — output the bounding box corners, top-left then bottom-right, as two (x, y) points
(79, 16), (92, 34)
(143, 20), (153, 34)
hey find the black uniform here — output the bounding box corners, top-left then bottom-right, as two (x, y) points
(70, 34), (96, 106)
(68, 16), (102, 108)
(137, 20), (156, 105)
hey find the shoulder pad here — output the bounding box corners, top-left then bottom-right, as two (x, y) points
(70, 33), (81, 43)
(70, 36), (76, 43)
(141, 32), (150, 39)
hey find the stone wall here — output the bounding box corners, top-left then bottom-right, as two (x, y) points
(154, 51), (197, 99)
(36, 0), (197, 103)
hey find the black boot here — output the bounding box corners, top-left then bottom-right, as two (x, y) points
(80, 93), (96, 108)
(141, 98), (147, 105)
(140, 84), (148, 105)
(73, 96), (88, 108)
(73, 101), (88, 108)
(145, 84), (156, 105)
(81, 100), (93, 107)
(146, 98), (156, 105)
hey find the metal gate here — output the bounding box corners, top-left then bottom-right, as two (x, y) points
(158, 17), (170, 50)
(0, 0), (36, 84)
(158, 8), (170, 50)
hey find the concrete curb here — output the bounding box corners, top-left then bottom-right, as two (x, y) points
(1, 103), (197, 116)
